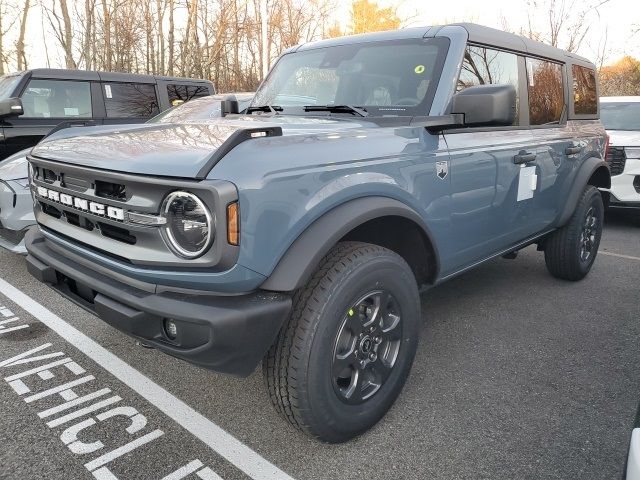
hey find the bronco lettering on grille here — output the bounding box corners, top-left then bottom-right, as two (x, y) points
(35, 186), (125, 222)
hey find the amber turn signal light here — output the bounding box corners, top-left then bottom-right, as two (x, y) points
(227, 202), (239, 245)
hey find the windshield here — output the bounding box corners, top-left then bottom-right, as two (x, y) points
(148, 94), (253, 123)
(251, 38), (448, 116)
(600, 102), (640, 131)
(0, 74), (21, 100)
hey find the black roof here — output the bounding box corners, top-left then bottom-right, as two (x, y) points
(6, 68), (212, 84)
(449, 23), (593, 66)
(295, 22), (595, 68)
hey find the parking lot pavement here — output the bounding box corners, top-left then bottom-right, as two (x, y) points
(1, 215), (638, 480)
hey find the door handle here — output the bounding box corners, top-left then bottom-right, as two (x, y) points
(565, 146), (583, 155)
(513, 151), (537, 164)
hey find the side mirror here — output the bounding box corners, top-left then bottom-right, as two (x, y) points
(451, 84), (516, 127)
(0, 97), (24, 119)
(220, 94), (239, 117)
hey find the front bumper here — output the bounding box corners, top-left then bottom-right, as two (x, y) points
(25, 228), (292, 377)
(606, 157), (640, 207)
(608, 194), (640, 211)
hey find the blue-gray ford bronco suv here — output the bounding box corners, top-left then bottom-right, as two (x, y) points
(24, 24), (610, 442)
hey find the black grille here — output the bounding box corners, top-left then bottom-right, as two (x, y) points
(98, 222), (136, 245)
(95, 180), (127, 201)
(41, 202), (62, 219)
(42, 168), (58, 184)
(606, 147), (626, 176)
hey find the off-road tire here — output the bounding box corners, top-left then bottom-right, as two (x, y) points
(544, 185), (604, 281)
(262, 241), (420, 443)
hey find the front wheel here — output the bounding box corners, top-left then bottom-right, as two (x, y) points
(544, 185), (604, 281)
(262, 242), (420, 442)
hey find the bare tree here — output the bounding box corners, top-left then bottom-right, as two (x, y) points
(44, 0), (76, 68)
(0, 0), (19, 74)
(522, 0), (609, 52)
(0, 0), (336, 91)
(15, 0), (31, 70)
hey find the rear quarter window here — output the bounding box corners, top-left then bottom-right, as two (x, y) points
(572, 65), (597, 115)
(167, 84), (211, 106)
(103, 83), (159, 118)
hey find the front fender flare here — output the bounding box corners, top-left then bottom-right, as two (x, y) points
(260, 196), (439, 292)
(554, 157), (610, 228)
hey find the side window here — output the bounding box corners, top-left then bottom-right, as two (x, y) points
(20, 79), (92, 119)
(526, 58), (565, 125)
(167, 84), (210, 106)
(572, 65), (597, 115)
(457, 46), (520, 125)
(103, 83), (159, 118)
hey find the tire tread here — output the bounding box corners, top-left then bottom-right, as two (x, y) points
(544, 185), (602, 281)
(262, 241), (396, 438)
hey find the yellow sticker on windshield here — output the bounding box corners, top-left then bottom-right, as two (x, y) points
(414, 65), (425, 74)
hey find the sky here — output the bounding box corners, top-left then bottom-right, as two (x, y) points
(13, 0), (640, 71)
(390, 0), (640, 64)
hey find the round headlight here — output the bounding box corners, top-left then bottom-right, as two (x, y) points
(162, 191), (214, 259)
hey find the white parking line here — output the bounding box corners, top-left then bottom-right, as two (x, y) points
(0, 278), (295, 480)
(600, 251), (640, 262)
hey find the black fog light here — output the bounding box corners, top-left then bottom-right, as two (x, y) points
(164, 319), (178, 340)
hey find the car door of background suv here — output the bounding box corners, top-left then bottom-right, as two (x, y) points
(440, 45), (539, 275)
(3, 76), (99, 158)
(522, 56), (574, 231)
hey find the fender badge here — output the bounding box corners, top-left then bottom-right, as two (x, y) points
(436, 160), (448, 180)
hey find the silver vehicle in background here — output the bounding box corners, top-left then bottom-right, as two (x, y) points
(0, 149), (32, 253)
(600, 96), (640, 214)
(0, 93), (254, 254)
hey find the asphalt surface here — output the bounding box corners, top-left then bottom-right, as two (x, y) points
(0, 212), (638, 480)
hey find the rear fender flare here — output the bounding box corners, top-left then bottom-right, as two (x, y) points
(554, 157), (610, 227)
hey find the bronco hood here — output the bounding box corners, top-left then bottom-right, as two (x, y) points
(30, 119), (285, 179)
(30, 115), (377, 179)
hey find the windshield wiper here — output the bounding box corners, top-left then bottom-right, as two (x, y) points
(246, 105), (282, 114)
(304, 105), (369, 117)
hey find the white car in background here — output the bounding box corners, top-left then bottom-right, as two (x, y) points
(600, 96), (640, 214)
(627, 400), (640, 480)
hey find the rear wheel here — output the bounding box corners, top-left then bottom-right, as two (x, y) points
(262, 241), (420, 442)
(544, 185), (604, 281)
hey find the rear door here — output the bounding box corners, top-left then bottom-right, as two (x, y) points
(100, 81), (160, 125)
(3, 77), (95, 156)
(443, 45), (538, 272)
(522, 57), (574, 229)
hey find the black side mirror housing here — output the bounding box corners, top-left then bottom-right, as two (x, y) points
(220, 95), (240, 117)
(0, 97), (24, 119)
(451, 84), (516, 127)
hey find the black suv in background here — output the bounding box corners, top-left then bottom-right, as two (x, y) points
(0, 69), (214, 160)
